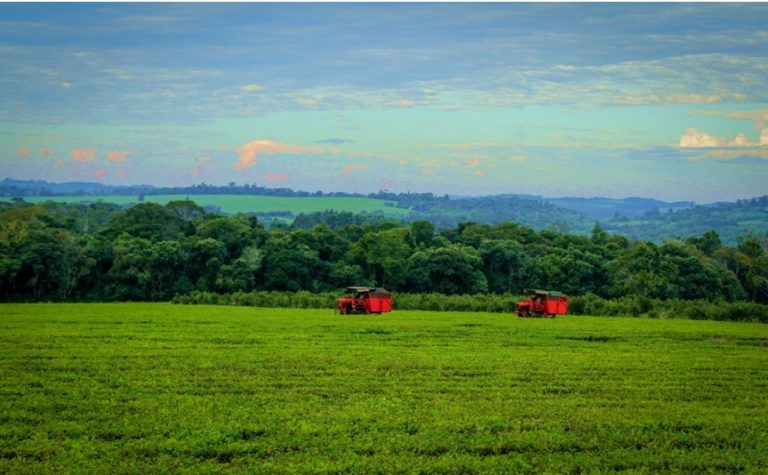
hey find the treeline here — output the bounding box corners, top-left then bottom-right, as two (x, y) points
(1, 198), (767, 307)
(0, 178), (363, 199)
(172, 291), (768, 323)
(371, 191), (590, 232)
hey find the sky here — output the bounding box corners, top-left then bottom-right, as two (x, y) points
(1, 3), (767, 202)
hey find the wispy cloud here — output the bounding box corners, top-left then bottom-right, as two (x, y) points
(265, 171), (289, 182)
(698, 108), (768, 138)
(235, 139), (323, 170)
(436, 141), (502, 150)
(295, 94), (324, 108)
(2, 5), (768, 125)
(106, 150), (130, 163)
(340, 163), (369, 177)
(93, 167), (107, 179)
(71, 148), (97, 163)
(690, 149), (768, 161)
(721, 109), (768, 129)
(315, 138), (353, 145)
(394, 99), (415, 108)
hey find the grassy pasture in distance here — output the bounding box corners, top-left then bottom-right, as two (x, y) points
(16, 194), (408, 218)
(1, 303), (767, 473)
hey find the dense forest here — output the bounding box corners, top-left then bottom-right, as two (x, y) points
(1, 198), (766, 306)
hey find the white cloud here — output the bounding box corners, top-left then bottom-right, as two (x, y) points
(729, 133), (754, 147)
(678, 128), (762, 148)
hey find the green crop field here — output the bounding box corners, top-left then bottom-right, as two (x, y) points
(14, 195), (408, 217)
(1, 304), (767, 473)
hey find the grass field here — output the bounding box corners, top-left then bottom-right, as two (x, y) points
(13, 195), (408, 217)
(1, 304), (767, 473)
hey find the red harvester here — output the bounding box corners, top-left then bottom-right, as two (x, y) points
(337, 286), (393, 315)
(516, 289), (568, 318)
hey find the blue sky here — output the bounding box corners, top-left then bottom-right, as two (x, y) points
(1, 3), (767, 202)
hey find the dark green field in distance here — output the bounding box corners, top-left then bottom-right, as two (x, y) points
(15, 194), (408, 218)
(1, 304), (766, 473)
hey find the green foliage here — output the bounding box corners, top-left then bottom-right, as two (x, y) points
(1, 199), (767, 309)
(407, 244), (488, 294)
(567, 293), (768, 323)
(1, 303), (766, 473)
(102, 202), (190, 241)
(196, 215), (257, 258)
(8, 191), (768, 245)
(260, 236), (324, 292)
(351, 227), (412, 289)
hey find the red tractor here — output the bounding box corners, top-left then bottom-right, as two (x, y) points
(517, 289), (568, 318)
(337, 286), (393, 315)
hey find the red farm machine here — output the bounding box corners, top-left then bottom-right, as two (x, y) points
(516, 289), (569, 318)
(337, 286), (393, 315)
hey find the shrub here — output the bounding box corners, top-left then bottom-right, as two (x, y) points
(172, 290), (768, 323)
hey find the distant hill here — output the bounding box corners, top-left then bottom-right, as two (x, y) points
(0, 178), (152, 196)
(2, 179), (765, 244)
(376, 192), (594, 234)
(546, 196), (694, 220)
(602, 196), (768, 244)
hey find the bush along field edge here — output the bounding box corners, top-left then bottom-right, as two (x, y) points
(171, 290), (768, 323)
